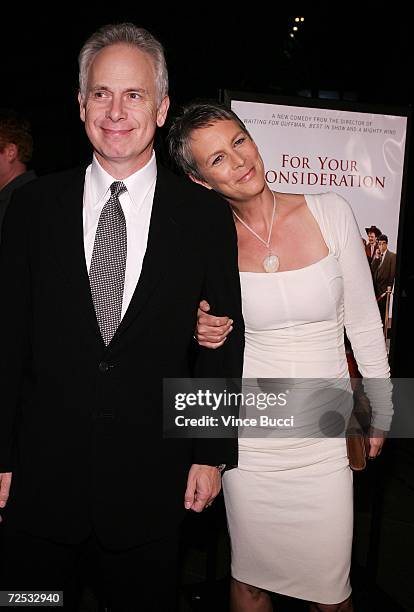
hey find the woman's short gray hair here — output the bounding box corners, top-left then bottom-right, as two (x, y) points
(168, 102), (250, 182)
(78, 22), (168, 105)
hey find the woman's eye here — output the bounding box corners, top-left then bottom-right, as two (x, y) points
(212, 155), (224, 166)
(235, 137), (246, 146)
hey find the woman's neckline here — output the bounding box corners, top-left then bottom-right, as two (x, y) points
(238, 193), (332, 275)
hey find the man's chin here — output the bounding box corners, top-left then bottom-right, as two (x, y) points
(95, 149), (130, 163)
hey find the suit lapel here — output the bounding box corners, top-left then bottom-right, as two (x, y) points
(50, 165), (103, 342)
(112, 165), (182, 343)
(50, 163), (183, 346)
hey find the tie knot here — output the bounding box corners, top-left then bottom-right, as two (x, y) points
(110, 181), (127, 198)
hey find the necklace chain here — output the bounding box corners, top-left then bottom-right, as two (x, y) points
(232, 191), (276, 248)
(231, 191), (280, 273)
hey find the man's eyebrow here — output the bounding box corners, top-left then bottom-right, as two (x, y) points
(90, 85), (147, 93)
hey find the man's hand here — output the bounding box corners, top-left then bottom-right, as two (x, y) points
(196, 300), (233, 349)
(0, 472), (12, 523)
(184, 464), (221, 512)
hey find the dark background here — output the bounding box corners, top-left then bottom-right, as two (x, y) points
(1, 12), (411, 170)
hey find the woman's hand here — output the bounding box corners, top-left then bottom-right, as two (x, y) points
(368, 435), (385, 459)
(196, 300), (233, 348)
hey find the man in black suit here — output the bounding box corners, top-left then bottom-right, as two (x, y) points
(371, 234), (397, 325)
(0, 23), (244, 610)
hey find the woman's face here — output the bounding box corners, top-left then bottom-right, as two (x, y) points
(189, 119), (266, 202)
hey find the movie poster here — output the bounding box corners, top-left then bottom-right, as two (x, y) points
(229, 95), (408, 351)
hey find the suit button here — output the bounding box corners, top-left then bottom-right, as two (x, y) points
(98, 361), (109, 372)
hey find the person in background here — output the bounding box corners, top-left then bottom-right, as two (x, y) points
(364, 225), (382, 264)
(0, 109), (36, 239)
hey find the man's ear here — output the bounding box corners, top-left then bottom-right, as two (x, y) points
(78, 92), (86, 123)
(5, 143), (18, 163)
(189, 174), (212, 190)
(156, 96), (170, 128)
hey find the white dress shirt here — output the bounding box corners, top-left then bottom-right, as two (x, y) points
(83, 153), (157, 318)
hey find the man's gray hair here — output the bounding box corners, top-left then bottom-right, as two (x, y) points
(168, 102), (250, 182)
(78, 22), (168, 105)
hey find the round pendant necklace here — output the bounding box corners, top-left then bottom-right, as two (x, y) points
(232, 191), (280, 273)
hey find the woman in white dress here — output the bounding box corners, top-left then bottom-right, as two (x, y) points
(168, 103), (391, 612)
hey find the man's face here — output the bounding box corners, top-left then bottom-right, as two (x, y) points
(368, 232), (377, 245)
(378, 240), (388, 254)
(79, 43), (169, 177)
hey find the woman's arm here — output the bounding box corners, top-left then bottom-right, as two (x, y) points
(332, 194), (393, 441)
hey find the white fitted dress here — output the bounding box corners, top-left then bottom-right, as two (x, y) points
(222, 192), (391, 604)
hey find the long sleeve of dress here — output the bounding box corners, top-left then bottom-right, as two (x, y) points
(312, 192), (393, 431)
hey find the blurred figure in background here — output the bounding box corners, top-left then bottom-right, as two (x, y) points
(364, 225), (382, 264)
(0, 109), (36, 240)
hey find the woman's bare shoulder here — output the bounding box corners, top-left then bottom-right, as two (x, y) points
(273, 191), (307, 215)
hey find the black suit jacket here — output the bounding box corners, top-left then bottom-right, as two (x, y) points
(0, 170), (37, 242)
(0, 162), (244, 548)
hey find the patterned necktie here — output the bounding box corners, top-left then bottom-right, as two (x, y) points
(89, 181), (127, 345)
